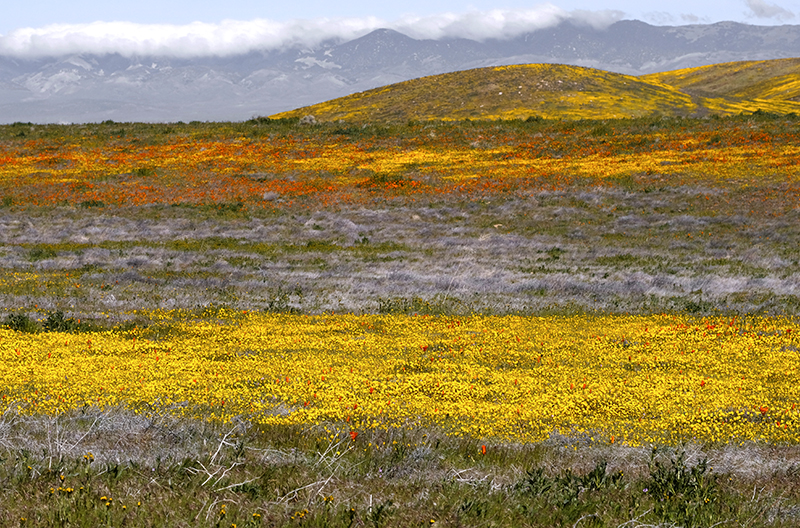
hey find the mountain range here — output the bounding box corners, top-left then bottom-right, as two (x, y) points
(2, 20), (800, 123)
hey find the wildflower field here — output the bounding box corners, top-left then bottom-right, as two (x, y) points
(2, 310), (799, 447)
(0, 115), (799, 526)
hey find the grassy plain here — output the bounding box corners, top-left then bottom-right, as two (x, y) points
(0, 112), (799, 526)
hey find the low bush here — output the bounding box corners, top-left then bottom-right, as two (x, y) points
(3, 312), (38, 333)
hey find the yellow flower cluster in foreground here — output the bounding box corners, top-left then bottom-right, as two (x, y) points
(1, 311), (797, 445)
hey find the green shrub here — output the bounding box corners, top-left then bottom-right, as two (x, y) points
(646, 450), (720, 527)
(41, 311), (103, 333)
(377, 296), (468, 315)
(42, 311), (80, 332)
(79, 199), (105, 208)
(28, 246), (58, 261)
(516, 467), (553, 496)
(4, 313), (38, 333)
(263, 286), (302, 314)
(216, 201), (245, 213)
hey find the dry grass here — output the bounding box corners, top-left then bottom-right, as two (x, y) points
(1, 406), (799, 527)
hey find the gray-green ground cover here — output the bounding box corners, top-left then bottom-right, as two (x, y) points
(0, 179), (797, 322)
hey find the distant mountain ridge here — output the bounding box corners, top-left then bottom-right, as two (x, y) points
(1, 20), (800, 123)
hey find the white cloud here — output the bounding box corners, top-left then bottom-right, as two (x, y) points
(745, 0), (795, 20)
(680, 13), (704, 23)
(0, 18), (383, 58)
(295, 57), (341, 69)
(0, 6), (624, 58)
(391, 6), (573, 40)
(643, 11), (676, 25)
(568, 9), (625, 30)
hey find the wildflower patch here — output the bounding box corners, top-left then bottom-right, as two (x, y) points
(1, 311), (796, 446)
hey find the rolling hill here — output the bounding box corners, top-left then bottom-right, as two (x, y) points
(270, 59), (800, 122)
(641, 58), (800, 99)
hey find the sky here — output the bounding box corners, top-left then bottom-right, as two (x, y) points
(1, 0), (798, 58)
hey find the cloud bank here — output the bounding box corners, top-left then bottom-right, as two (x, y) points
(745, 0), (795, 20)
(0, 6), (623, 58)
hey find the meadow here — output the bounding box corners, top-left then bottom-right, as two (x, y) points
(0, 114), (798, 526)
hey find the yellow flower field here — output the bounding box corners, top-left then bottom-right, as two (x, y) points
(2, 310), (797, 446)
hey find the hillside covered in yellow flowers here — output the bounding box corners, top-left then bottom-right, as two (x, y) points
(272, 58), (800, 122)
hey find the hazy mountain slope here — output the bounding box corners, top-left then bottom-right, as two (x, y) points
(484, 20), (800, 73)
(270, 60), (800, 122)
(3, 21), (800, 123)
